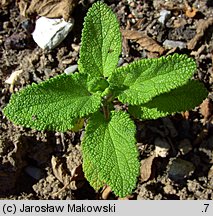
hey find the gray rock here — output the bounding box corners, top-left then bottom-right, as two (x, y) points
(163, 39), (186, 49)
(117, 58), (124, 67)
(25, 166), (43, 180)
(158, 10), (171, 25)
(168, 158), (195, 181)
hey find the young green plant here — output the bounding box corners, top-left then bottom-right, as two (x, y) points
(3, 2), (208, 197)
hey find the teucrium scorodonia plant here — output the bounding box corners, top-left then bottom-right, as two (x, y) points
(3, 2), (208, 197)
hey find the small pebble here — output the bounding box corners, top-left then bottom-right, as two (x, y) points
(64, 64), (78, 75)
(163, 39), (186, 49)
(154, 137), (170, 157)
(71, 43), (80, 52)
(5, 69), (23, 85)
(25, 166), (43, 180)
(3, 21), (10, 30)
(158, 10), (171, 25)
(168, 158), (195, 181)
(117, 58), (124, 67)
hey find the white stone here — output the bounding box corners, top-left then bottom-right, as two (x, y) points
(32, 17), (74, 50)
(64, 64), (78, 75)
(5, 69), (23, 85)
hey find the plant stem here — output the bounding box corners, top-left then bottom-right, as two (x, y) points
(103, 104), (110, 120)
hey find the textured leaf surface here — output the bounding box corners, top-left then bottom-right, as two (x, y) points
(78, 1), (121, 78)
(108, 54), (196, 105)
(3, 73), (102, 132)
(88, 77), (109, 94)
(83, 152), (105, 191)
(129, 81), (208, 120)
(82, 111), (139, 197)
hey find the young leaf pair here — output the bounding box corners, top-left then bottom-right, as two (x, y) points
(3, 2), (208, 197)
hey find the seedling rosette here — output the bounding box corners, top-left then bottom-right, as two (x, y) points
(3, 2), (208, 197)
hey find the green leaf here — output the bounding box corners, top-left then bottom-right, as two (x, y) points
(83, 152), (105, 191)
(3, 73), (102, 132)
(78, 1), (121, 78)
(88, 77), (109, 94)
(71, 118), (84, 132)
(82, 111), (139, 197)
(108, 54), (196, 105)
(129, 80), (208, 120)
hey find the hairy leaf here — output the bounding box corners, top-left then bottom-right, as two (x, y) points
(83, 152), (105, 191)
(108, 54), (196, 105)
(3, 73), (102, 132)
(88, 77), (109, 94)
(82, 111), (139, 197)
(129, 80), (208, 120)
(78, 1), (121, 78)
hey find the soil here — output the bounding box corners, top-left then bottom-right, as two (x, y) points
(0, 0), (213, 200)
